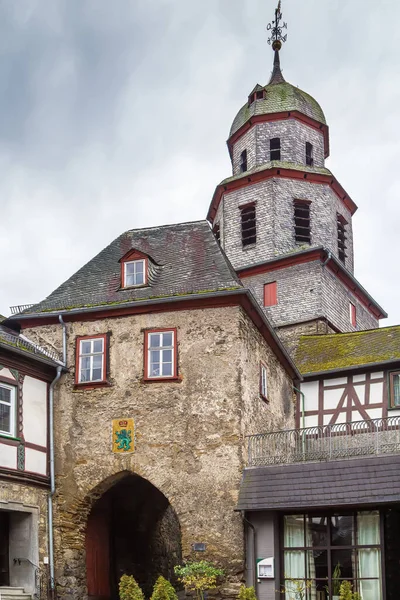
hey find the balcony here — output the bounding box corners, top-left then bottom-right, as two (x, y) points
(247, 416), (400, 466)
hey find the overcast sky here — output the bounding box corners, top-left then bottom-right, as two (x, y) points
(0, 0), (399, 325)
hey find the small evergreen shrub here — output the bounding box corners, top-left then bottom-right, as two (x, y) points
(150, 576), (178, 600)
(238, 584), (257, 600)
(119, 574), (145, 600)
(174, 561), (224, 600)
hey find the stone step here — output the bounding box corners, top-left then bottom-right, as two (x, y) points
(0, 587), (32, 599)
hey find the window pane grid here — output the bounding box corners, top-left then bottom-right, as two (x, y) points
(148, 331), (175, 378)
(79, 338), (105, 383)
(0, 384), (15, 436)
(124, 259), (145, 287)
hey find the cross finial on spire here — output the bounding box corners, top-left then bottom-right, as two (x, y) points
(267, 1), (287, 85)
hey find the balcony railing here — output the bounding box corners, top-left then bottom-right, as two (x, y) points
(247, 416), (400, 466)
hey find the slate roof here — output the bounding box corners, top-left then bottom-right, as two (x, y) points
(295, 325), (400, 376)
(0, 323), (62, 366)
(230, 80), (326, 138)
(219, 161), (332, 187)
(19, 221), (243, 315)
(237, 455), (400, 511)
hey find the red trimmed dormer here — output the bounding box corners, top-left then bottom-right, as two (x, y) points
(120, 249), (149, 289)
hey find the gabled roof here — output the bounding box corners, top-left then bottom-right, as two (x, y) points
(0, 323), (62, 367)
(296, 325), (400, 376)
(16, 221), (242, 315)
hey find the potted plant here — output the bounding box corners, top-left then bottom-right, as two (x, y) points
(331, 563), (341, 600)
(339, 581), (361, 600)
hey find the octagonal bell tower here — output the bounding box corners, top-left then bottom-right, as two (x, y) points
(207, 3), (386, 352)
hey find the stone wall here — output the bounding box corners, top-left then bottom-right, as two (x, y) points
(23, 304), (293, 600)
(276, 318), (336, 357)
(217, 178), (354, 273)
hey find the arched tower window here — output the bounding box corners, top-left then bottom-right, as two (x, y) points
(270, 138), (281, 161)
(240, 150), (248, 173)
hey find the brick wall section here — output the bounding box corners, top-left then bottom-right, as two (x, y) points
(241, 261), (378, 335)
(23, 305), (294, 600)
(232, 120), (325, 175)
(216, 178), (354, 273)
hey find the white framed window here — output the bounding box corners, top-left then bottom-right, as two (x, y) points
(146, 330), (177, 379)
(0, 383), (16, 437)
(124, 259), (145, 287)
(77, 335), (106, 384)
(260, 363), (268, 400)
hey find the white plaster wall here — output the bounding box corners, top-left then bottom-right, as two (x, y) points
(0, 368), (17, 381)
(0, 443), (17, 469)
(301, 380), (318, 411)
(22, 376), (47, 446)
(25, 448), (47, 476)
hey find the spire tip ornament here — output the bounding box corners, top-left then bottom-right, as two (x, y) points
(267, 1), (288, 49)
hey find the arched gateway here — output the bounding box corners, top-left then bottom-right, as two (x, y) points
(85, 473), (182, 600)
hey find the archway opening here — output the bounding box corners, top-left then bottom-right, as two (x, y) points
(85, 474), (182, 600)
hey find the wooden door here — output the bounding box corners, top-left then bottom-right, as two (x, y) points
(0, 512), (9, 586)
(86, 506), (110, 600)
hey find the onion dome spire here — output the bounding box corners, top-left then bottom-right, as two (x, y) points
(267, 1), (287, 85)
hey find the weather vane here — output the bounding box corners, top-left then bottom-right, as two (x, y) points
(267, 1), (288, 50)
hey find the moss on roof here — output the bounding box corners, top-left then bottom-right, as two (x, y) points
(296, 326), (400, 375)
(230, 81), (326, 138)
(220, 161), (332, 186)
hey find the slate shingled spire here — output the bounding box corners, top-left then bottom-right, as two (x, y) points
(267, 1), (287, 85)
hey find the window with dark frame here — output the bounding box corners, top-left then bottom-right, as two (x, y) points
(256, 90), (265, 100)
(212, 223), (221, 244)
(260, 363), (268, 400)
(145, 329), (177, 380)
(294, 200), (311, 244)
(282, 511), (383, 599)
(240, 150), (248, 173)
(337, 214), (347, 264)
(270, 137), (281, 161)
(0, 383), (16, 437)
(240, 204), (256, 246)
(76, 335), (107, 385)
(389, 371), (400, 407)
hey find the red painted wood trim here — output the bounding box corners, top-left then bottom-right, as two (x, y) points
(143, 328), (178, 380)
(75, 334), (108, 385)
(239, 249), (324, 278)
(263, 282), (278, 307)
(207, 167), (357, 223)
(120, 251), (149, 288)
(0, 437), (20, 447)
(25, 441), (47, 453)
(0, 352), (56, 382)
(18, 293), (299, 380)
(227, 111), (330, 158)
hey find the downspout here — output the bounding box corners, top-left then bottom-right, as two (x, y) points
(242, 511), (257, 588)
(321, 250), (332, 267)
(48, 315), (67, 596)
(293, 385), (306, 431)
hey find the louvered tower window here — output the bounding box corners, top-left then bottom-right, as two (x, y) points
(270, 138), (281, 161)
(337, 214), (347, 264)
(240, 204), (256, 246)
(294, 200), (311, 244)
(213, 223), (221, 244)
(240, 150), (248, 173)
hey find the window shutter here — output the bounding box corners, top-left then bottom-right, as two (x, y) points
(264, 282), (278, 307)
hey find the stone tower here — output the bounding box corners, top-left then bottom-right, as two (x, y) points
(207, 4), (386, 352)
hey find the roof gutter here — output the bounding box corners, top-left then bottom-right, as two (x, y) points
(301, 357), (400, 379)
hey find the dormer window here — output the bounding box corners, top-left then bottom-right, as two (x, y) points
(120, 249), (149, 288)
(124, 260), (145, 287)
(270, 138), (281, 161)
(240, 150), (248, 173)
(256, 90), (265, 100)
(248, 89), (266, 105)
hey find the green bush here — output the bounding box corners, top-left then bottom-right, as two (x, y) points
(150, 576), (178, 600)
(238, 584), (257, 600)
(119, 575), (145, 600)
(339, 580), (362, 600)
(174, 561), (224, 600)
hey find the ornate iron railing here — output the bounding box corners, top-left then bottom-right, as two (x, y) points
(0, 330), (61, 363)
(247, 417), (400, 466)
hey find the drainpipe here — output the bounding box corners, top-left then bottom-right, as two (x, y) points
(322, 250), (332, 267)
(293, 386), (306, 431)
(242, 512), (257, 588)
(48, 315), (67, 596)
